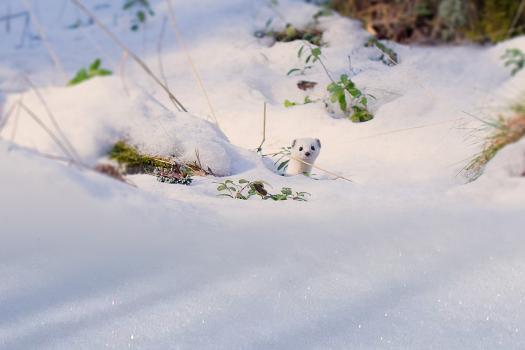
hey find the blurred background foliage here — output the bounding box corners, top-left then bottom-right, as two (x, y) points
(328, 0), (525, 44)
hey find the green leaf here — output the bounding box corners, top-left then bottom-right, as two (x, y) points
(311, 47), (321, 58)
(89, 58), (101, 71)
(284, 99), (297, 108)
(277, 159), (289, 171)
(297, 45), (304, 58)
(238, 179), (249, 184)
(137, 10), (146, 23)
(287, 68), (301, 76)
(97, 69), (113, 76)
(338, 93), (347, 112)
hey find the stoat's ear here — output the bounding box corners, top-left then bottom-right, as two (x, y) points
(316, 139), (321, 148)
(291, 139), (297, 148)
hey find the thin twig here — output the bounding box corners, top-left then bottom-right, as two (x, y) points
(119, 50), (130, 96)
(157, 16), (181, 111)
(256, 102), (267, 152)
(10, 97), (23, 143)
(289, 155), (354, 183)
(70, 0), (188, 112)
(18, 101), (75, 161)
(22, 74), (81, 162)
(21, 0), (67, 82)
(0, 102), (17, 133)
(349, 117), (465, 143)
(508, 0), (525, 38)
(165, 0), (219, 125)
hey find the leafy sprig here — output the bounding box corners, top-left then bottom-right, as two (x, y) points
(68, 59), (112, 86)
(216, 179), (309, 201)
(502, 48), (525, 76)
(327, 74), (373, 122)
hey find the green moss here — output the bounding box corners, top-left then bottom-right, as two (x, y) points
(108, 141), (171, 174)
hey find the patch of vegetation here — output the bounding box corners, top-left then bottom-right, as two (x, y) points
(271, 146), (292, 174)
(108, 141), (194, 185)
(286, 45), (374, 122)
(329, 0), (525, 44)
(123, 0), (155, 32)
(216, 179), (310, 201)
(327, 74), (373, 122)
(255, 22), (323, 46)
(68, 59), (112, 86)
(284, 96), (317, 108)
(465, 103), (525, 180)
(365, 37), (399, 66)
(502, 49), (525, 76)
(287, 45), (321, 76)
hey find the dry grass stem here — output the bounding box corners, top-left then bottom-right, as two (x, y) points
(71, 0), (188, 113)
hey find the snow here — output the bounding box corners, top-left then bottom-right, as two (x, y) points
(0, 0), (524, 349)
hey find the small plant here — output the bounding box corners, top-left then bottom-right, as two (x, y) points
(68, 59), (112, 86)
(502, 49), (525, 76)
(284, 96), (317, 108)
(327, 74), (373, 122)
(365, 37), (399, 66)
(123, 0), (155, 32)
(271, 146), (291, 173)
(108, 141), (194, 185)
(287, 45), (322, 76)
(216, 179), (309, 201)
(287, 45), (374, 122)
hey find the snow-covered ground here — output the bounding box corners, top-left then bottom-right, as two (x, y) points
(0, 0), (524, 348)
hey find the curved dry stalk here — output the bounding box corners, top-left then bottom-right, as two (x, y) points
(70, 0), (187, 113)
(18, 101), (74, 161)
(165, 0), (219, 125)
(289, 155), (354, 183)
(508, 0), (525, 38)
(156, 16), (181, 111)
(21, 0), (67, 82)
(22, 74), (81, 162)
(256, 102), (267, 152)
(0, 102), (17, 133)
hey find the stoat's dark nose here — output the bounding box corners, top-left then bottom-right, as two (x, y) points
(305, 152), (311, 157)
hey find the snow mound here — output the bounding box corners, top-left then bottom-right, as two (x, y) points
(2, 77), (236, 176)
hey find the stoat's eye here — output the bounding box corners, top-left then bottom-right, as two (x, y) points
(299, 146), (303, 151)
(311, 146), (315, 151)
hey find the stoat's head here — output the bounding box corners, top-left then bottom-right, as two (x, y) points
(290, 137), (321, 162)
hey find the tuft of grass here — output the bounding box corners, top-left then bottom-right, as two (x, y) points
(465, 103), (525, 180)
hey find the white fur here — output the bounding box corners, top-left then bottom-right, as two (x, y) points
(286, 137), (321, 176)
